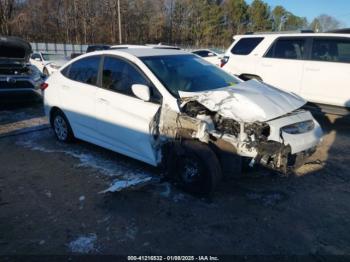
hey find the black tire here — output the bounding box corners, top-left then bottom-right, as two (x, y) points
(43, 67), (50, 76)
(167, 140), (222, 195)
(51, 110), (74, 143)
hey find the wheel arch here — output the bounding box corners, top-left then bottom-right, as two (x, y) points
(239, 73), (263, 82)
(49, 106), (63, 127)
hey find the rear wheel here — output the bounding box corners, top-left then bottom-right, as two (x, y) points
(51, 110), (74, 143)
(167, 140), (222, 195)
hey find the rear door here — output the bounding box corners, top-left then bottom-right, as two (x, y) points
(301, 37), (350, 107)
(59, 56), (101, 139)
(95, 56), (162, 165)
(256, 37), (308, 94)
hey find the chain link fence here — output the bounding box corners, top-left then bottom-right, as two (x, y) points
(30, 43), (89, 57)
(29, 42), (226, 58)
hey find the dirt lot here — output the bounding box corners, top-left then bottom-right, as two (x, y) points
(0, 102), (350, 256)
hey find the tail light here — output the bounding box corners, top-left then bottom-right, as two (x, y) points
(220, 56), (229, 68)
(40, 82), (49, 91)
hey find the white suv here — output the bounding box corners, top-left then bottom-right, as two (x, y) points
(222, 32), (350, 110)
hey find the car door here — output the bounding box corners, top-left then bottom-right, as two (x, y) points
(301, 37), (350, 107)
(58, 55), (101, 140)
(256, 37), (307, 94)
(95, 56), (162, 166)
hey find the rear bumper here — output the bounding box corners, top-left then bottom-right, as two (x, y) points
(0, 89), (42, 102)
(0, 77), (43, 100)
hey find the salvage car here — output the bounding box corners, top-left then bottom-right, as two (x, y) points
(30, 52), (68, 76)
(42, 48), (323, 194)
(0, 36), (43, 101)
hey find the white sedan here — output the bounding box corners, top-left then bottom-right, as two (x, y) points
(42, 48), (323, 194)
(192, 49), (223, 66)
(30, 52), (69, 76)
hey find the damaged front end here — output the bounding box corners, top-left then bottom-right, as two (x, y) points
(154, 80), (323, 176)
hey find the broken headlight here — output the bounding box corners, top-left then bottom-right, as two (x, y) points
(282, 120), (314, 134)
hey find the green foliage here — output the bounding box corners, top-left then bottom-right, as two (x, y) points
(248, 0), (272, 32)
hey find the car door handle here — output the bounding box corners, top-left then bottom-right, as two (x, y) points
(305, 67), (320, 72)
(62, 85), (70, 90)
(262, 63), (272, 67)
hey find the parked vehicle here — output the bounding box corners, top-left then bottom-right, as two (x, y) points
(43, 48), (323, 194)
(110, 44), (180, 50)
(192, 49), (223, 66)
(30, 52), (68, 76)
(86, 45), (110, 53)
(70, 53), (82, 59)
(222, 31), (350, 111)
(0, 36), (43, 101)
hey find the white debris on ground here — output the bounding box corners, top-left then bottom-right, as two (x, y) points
(16, 130), (157, 193)
(100, 176), (154, 193)
(159, 183), (171, 198)
(68, 234), (97, 254)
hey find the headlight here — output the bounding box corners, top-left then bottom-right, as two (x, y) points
(49, 64), (61, 69)
(282, 120), (315, 134)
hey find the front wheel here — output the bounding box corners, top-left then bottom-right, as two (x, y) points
(52, 110), (74, 143)
(167, 140), (222, 195)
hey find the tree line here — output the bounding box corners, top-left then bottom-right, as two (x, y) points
(0, 0), (344, 47)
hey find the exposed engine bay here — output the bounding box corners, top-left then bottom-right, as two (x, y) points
(154, 88), (322, 176)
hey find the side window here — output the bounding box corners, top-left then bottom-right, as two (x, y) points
(194, 51), (213, 57)
(102, 56), (161, 102)
(265, 38), (306, 60)
(231, 37), (264, 55)
(61, 66), (70, 77)
(312, 38), (350, 63)
(68, 56), (100, 85)
(31, 53), (41, 60)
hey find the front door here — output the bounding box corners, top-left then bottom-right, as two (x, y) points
(95, 56), (161, 165)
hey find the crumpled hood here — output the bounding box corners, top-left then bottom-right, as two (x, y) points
(0, 36), (32, 63)
(179, 80), (306, 122)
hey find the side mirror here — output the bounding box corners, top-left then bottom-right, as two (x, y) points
(131, 84), (150, 101)
(34, 58), (41, 61)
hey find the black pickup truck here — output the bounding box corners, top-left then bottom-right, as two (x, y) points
(0, 36), (43, 101)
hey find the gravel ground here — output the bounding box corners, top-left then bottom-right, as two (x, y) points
(0, 102), (350, 256)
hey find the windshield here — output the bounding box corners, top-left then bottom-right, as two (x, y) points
(42, 54), (66, 61)
(141, 54), (239, 96)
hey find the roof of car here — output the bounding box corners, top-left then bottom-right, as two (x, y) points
(104, 48), (190, 57)
(235, 32), (350, 38)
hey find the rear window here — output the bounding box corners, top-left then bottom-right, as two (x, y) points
(231, 37), (264, 55)
(311, 38), (350, 63)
